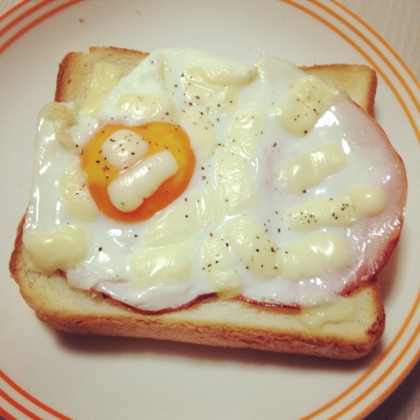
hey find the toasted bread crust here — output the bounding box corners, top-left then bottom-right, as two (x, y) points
(10, 47), (387, 359)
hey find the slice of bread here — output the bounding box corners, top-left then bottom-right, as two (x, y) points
(10, 47), (389, 360)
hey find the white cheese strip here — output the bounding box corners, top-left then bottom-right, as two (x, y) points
(130, 242), (193, 288)
(108, 150), (178, 212)
(143, 184), (225, 247)
(285, 187), (387, 230)
(277, 232), (352, 281)
(114, 93), (177, 120)
(101, 129), (148, 170)
(181, 108), (217, 160)
(23, 225), (88, 271)
(215, 148), (258, 214)
(226, 109), (264, 159)
(225, 214), (279, 280)
(80, 62), (124, 117)
(183, 57), (256, 115)
(59, 164), (99, 221)
(274, 143), (348, 194)
(202, 230), (242, 299)
(275, 76), (342, 136)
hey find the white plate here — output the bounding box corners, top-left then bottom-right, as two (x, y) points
(0, 1), (419, 419)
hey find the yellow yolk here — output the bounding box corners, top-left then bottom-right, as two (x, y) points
(81, 122), (196, 223)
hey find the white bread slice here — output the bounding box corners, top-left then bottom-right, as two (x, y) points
(10, 47), (389, 360)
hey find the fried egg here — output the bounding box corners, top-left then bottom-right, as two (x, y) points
(23, 49), (406, 313)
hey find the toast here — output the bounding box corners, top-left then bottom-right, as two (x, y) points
(10, 47), (404, 360)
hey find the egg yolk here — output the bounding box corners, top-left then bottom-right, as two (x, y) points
(81, 122), (196, 223)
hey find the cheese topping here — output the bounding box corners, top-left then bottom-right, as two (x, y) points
(59, 164), (100, 221)
(215, 147), (259, 214)
(114, 93), (177, 120)
(300, 295), (356, 328)
(277, 232), (352, 282)
(80, 62), (124, 117)
(130, 242), (193, 288)
(202, 230), (242, 299)
(143, 184), (225, 247)
(286, 187), (387, 230)
(275, 76), (342, 136)
(23, 225), (88, 271)
(226, 109), (264, 159)
(108, 150), (179, 212)
(274, 143), (348, 194)
(225, 214), (279, 280)
(183, 57), (257, 115)
(181, 108), (218, 160)
(101, 129), (148, 169)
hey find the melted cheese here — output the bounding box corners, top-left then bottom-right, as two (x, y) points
(215, 147), (259, 214)
(59, 164), (99, 221)
(23, 225), (88, 271)
(277, 232), (352, 281)
(274, 143), (348, 194)
(181, 108), (218, 160)
(143, 184), (225, 247)
(130, 242), (193, 288)
(80, 62), (124, 117)
(114, 93), (177, 120)
(225, 214), (279, 280)
(275, 76), (342, 136)
(285, 187), (387, 230)
(108, 150), (179, 212)
(300, 295), (356, 328)
(202, 230), (242, 299)
(183, 57), (256, 115)
(226, 109), (264, 159)
(101, 129), (148, 169)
